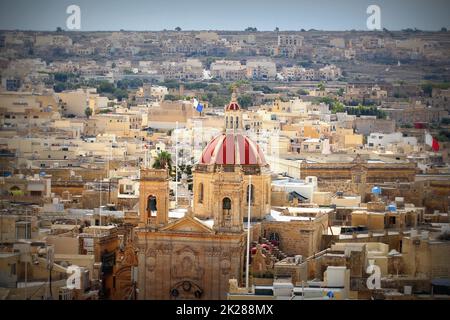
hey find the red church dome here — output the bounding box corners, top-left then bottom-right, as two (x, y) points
(199, 133), (267, 166)
(226, 101), (240, 111)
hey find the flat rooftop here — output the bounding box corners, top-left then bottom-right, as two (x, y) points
(266, 208), (332, 222)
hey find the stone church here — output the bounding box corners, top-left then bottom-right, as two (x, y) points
(134, 94), (271, 299)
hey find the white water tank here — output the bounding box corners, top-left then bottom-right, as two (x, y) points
(421, 231), (429, 239)
(273, 281), (294, 298)
(326, 266), (346, 288)
(404, 286), (412, 295)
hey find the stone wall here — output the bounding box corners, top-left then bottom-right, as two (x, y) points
(261, 214), (328, 257)
(135, 231), (245, 300)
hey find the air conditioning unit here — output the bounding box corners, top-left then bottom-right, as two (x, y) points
(413, 239), (421, 246)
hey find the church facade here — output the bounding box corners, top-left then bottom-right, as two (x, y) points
(134, 95), (269, 299)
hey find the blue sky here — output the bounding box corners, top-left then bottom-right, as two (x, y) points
(0, 0), (449, 31)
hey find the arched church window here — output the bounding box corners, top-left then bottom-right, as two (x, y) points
(198, 183), (204, 204)
(235, 116), (239, 128)
(246, 184), (254, 205)
(230, 116), (234, 129)
(225, 116), (228, 129)
(222, 197), (231, 216)
(147, 195), (157, 217)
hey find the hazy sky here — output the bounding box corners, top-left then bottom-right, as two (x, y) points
(0, 0), (449, 31)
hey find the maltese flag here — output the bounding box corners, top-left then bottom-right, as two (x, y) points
(425, 132), (440, 151)
(193, 98), (204, 113)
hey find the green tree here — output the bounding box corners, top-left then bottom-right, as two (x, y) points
(211, 95), (228, 108)
(421, 83), (433, 97)
(114, 88), (128, 101)
(84, 107), (93, 119)
(54, 72), (69, 82)
(441, 118), (450, 125)
(97, 81), (115, 94)
(337, 88), (344, 97)
(254, 85), (274, 94)
(331, 102), (345, 114)
(175, 26), (182, 31)
(317, 82), (325, 91)
(164, 94), (181, 101)
(53, 82), (67, 93)
(297, 88), (309, 96)
(152, 151), (173, 173)
(237, 95), (253, 108)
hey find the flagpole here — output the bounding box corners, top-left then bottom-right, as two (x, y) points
(246, 175), (252, 291)
(175, 121), (178, 207)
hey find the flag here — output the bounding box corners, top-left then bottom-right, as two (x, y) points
(425, 132), (440, 151)
(193, 98), (203, 113)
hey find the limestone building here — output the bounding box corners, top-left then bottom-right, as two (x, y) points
(193, 93), (271, 221)
(134, 95), (270, 299)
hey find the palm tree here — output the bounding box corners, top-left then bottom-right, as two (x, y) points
(152, 151), (173, 173)
(84, 107), (92, 119)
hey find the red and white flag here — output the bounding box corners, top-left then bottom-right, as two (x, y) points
(425, 132), (440, 151)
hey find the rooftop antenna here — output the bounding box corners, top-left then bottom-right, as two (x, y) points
(99, 177), (102, 226)
(175, 121), (178, 207)
(245, 175), (252, 291)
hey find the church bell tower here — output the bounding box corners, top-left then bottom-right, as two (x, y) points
(139, 168), (169, 227)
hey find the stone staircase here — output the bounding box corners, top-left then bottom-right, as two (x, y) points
(258, 237), (288, 262)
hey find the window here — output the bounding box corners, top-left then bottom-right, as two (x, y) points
(198, 183), (204, 204)
(222, 197), (231, 216)
(147, 195), (157, 217)
(247, 184), (254, 205)
(389, 216), (396, 225)
(10, 263), (16, 276)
